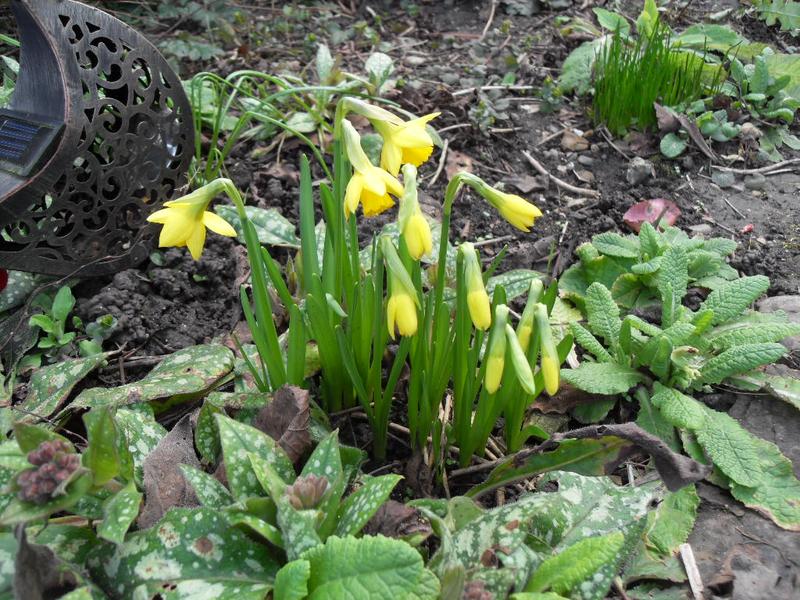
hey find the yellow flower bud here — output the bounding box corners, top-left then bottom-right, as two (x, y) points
(484, 355), (505, 394)
(535, 303), (560, 396)
(480, 184), (543, 232)
(398, 165), (432, 260)
(484, 305), (509, 394)
(387, 291), (418, 339)
(460, 243), (491, 330)
(541, 354), (560, 396)
(516, 279), (544, 353)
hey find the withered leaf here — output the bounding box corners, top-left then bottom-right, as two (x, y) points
(14, 525), (76, 600)
(138, 414), (200, 529)
(445, 149), (474, 180)
(363, 500), (432, 543)
(252, 385), (311, 465)
(623, 199), (681, 233)
(654, 103), (681, 133)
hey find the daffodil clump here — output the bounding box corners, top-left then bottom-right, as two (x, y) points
(146, 96), (568, 466)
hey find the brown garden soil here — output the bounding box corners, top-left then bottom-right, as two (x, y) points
(15, 0), (799, 597)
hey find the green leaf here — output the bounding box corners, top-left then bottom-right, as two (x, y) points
(216, 204), (300, 248)
(88, 507), (279, 597)
(708, 319), (800, 350)
(526, 532), (625, 594)
(585, 282), (622, 345)
(699, 276), (770, 325)
(656, 247), (688, 328)
(467, 438), (630, 498)
(83, 408), (120, 486)
(51, 286), (76, 323)
(660, 133), (687, 158)
(159, 581), (272, 599)
(728, 371), (800, 411)
(487, 270), (544, 302)
(699, 343), (786, 385)
(573, 398), (616, 424)
(216, 414), (295, 498)
(765, 53), (800, 101)
(569, 322), (614, 363)
(335, 474), (401, 537)
(277, 497), (322, 560)
(559, 39), (603, 95)
(560, 362), (644, 395)
(650, 384), (707, 430)
(275, 560), (311, 600)
(18, 354), (106, 420)
(592, 232), (640, 258)
(636, 392), (678, 450)
(645, 485), (699, 556)
(593, 8), (630, 35)
(181, 464), (233, 507)
(729, 436), (800, 531)
(115, 407), (166, 486)
(71, 345), (235, 411)
(97, 482), (142, 544)
(636, 0), (659, 37)
(300, 535), (436, 599)
(695, 411), (762, 487)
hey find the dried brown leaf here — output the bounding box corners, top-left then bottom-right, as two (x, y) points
(561, 130), (590, 152)
(654, 103), (681, 133)
(362, 500), (432, 542)
(252, 385), (311, 465)
(445, 149), (474, 180)
(623, 199), (681, 233)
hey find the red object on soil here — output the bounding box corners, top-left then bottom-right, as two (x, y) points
(0, 269), (7, 292)
(623, 199), (681, 233)
(740, 224), (754, 234)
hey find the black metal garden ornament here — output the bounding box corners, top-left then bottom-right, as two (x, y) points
(0, 0), (195, 276)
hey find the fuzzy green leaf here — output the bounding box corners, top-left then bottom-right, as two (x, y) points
(300, 535), (438, 599)
(707, 319), (800, 350)
(645, 485), (699, 555)
(585, 283), (622, 345)
(695, 411), (762, 487)
(656, 247), (688, 328)
(660, 133), (687, 158)
(275, 560), (311, 600)
(560, 362), (644, 395)
(699, 343), (786, 385)
(699, 276), (770, 325)
(569, 322), (614, 362)
(82, 408), (120, 486)
(525, 532), (625, 594)
(591, 232), (640, 258)
(650, 384), (707, 430)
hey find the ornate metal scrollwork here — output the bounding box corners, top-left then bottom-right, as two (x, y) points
(0, 0), (194, 276)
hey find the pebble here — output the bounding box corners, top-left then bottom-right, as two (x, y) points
(625, 157), (655, 186)
(744, 173), (767, 190)
(711, 170), (736, 189)
(577, 155), (595, 167)
(687, 224), (713, 236)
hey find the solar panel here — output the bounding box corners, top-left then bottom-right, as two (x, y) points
(0, 109), (64, 177)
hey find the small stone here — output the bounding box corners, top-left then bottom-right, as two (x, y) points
(687, 224), (713, 236)
(577, 154), (595, 167)
(711, 170), (736, 188)
(744, 173), (766, 190)
(681, 155), (695, 170)
(626, 157), (655, 186)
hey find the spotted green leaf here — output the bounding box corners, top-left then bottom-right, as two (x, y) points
(216, 414), (295, 499)
(180, 464), (233, 507)
(115, 407), (167, 486)
(645, 485), (699, 556)
(19, 354), (107, 421)
(97, 482), (142, 544)
(216, 204), (300, 248)
(70, 344), (234, 411)
(87, 507), (279, 597)
(160, 580), (272, 600)
(335, 474), (402, 537)
(0, 271), (38, 312)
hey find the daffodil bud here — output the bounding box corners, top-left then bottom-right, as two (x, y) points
(341, 120), (403, 218)
(516, 279), (545, 353)
(534, 303), (560, 396)
(460, 243), (491, 330)
(381, 236), (420, 339)
(480, 185), (543, 232)
(484, 305), (509, 394)
(505, 324), (536, 395)
(398, 165), (432, 260)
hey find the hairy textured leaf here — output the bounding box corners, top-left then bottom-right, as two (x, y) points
(300, 535), (438, 599)
(592, 232), (640, 258)
(585, 283), (622, 345)
(707, 320), (800, 350)
(645, 485), (699, 555)
(695, 411), (762, 487)
(275, 560), (310, 600)
(525, 532), (625, 594)
(656, 247), (688, 328)
(650, 384), (707, 430)
(561, 362), (643, 395)
(569, 322), (614, 362)
(700, 276), (770, 325)
(699, 343), (786, 384)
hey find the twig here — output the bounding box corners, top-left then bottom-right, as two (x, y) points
(679, 543), (704, 600)
(450, 457), (503, 478)
(712, 158), (800, 175)
(472, 234), (515, 248)
(427, 138), (449, 187)
(533, 127), (567, 147)
(522, 151), (601, 198)
(437, 123), (471, 134)
(452, 85), (537, 97)
(723, 197), (746, 219)
(702, 215), (737, 235)
(599, 127), (632, 160)
(479, 0), (498, 41)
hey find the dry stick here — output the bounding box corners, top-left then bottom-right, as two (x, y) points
(599, 126), (633, 160)
(522, 151), (601, 198)
(472, 234), (516, 248)
(533, 127), (567, 147)
(427, 138), (449, 187)
(723, 197), (746, 220)
(437, 123), (471, 134)
(452, 84), (537, 97)
(479, 0), (498, 41)
(712, 158), (800, 174)
(679, 543), (704, 600)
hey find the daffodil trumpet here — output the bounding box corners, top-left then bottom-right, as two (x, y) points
(146, 179), (237, 260)
(370, 112), (440, 176)
(341, 119), (403, 218)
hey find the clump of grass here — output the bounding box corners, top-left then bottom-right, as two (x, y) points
(593, 20), (717, 135)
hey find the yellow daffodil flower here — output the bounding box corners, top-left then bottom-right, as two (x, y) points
(535, 303), (560, 395)
(484, 305), (509, 394)
(342, 119), (403, 218)
(146, 179), (237, 260)
(460, 243), (491, 330)
(398, 165), (432, 260)
(484, 187), (543, 232)
(387, 291), (418, 338)
(372, 112), (440, 176)
(381, 236), (420, 339)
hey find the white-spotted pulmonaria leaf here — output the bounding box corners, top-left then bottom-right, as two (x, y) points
(87, 507), (279, 597)
(300, 535), (438, 599)
(216, 204), (300, 248)
(20, 354), (107, 421)
(159, 580), (272, 600)
(216, 414), (295, 499)
(180, 464), (233, 507)
(70, 345), (235, 411)
(277, 497), (322, 561)
(0, 270), (38, 312)
(115, 406), (167, 487)
(335, 474), (402, 537)
(487, 270), (544, 303)
(97, 482), (142, 544)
